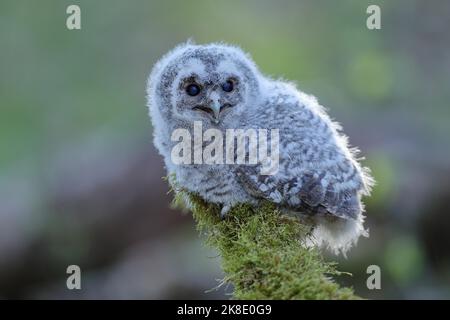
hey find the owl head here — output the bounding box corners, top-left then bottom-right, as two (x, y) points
(148, 42), (262, 129)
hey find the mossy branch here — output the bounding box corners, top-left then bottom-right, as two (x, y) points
(173, 189), (360, 300)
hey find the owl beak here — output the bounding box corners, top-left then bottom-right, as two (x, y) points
(209, 100), (221, 124)
(192, 101), (221, 123)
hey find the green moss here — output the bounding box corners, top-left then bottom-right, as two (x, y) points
(173, 190), (360, 300)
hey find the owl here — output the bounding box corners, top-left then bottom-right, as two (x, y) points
(147, 42), (374, 254)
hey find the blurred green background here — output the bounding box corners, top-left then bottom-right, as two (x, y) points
(1, 0), (450, 299)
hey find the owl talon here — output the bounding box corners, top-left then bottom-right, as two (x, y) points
(220, 205), (231, 219)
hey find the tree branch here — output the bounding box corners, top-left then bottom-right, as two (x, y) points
(173, 190), (360, 300)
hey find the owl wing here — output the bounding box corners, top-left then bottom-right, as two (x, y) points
(236, 90), (373, 220)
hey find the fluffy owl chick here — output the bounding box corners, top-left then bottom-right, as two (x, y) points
(147, 42), (374, 254)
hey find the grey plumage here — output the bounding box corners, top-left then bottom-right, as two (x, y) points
(147, 42), (374, 254)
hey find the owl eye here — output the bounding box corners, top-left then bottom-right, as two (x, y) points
(221, 80), (234, 92)
(186, 84), (201, 96)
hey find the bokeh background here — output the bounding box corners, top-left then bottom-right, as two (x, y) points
(1, 0), (450, 299)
